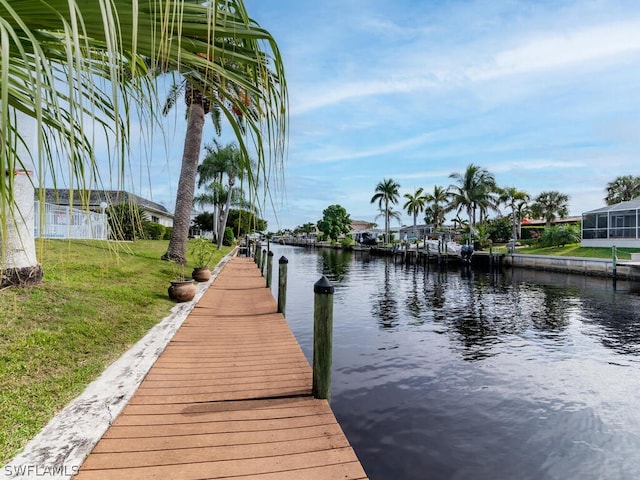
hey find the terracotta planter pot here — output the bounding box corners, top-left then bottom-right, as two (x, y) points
(192, 267), (211, 282)
(168, 280), (196, 302)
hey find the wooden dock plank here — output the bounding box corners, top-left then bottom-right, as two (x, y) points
(92, 424), (348, 453)
(75, 448), (363, 480)
(73, 256), (368, 479)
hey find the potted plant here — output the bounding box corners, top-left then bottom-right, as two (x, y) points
(168, 261), (196, 302)
(190, 237), (214, 282)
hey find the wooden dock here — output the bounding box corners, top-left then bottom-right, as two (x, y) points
(73, 256), (368, 480)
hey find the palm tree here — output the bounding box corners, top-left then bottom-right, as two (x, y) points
(451, 213), (469, 232)
(498, 187), (530, 240)
(371, 178), (401, 244)
(514, 198), (531, 240)
(424, 185), (449, 230)
(403, 188), (426, 237)
(158, 4), (286, 264)
(530, 191), (570, 227)
(1, 0), (287, 285)
(605, 175), (640, 205)
(212, 143), (248, 250)
(196, 140), (238, 244)
(375, 207), (402, 241)
(448, 164), (497, 234)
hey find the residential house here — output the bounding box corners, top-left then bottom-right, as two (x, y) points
(37, 188), (174, 227)
(582, 197), (640, 248)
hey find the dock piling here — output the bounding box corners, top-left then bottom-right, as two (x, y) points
(255, 243), (261, 266)
(313, 276), (335, 400)
(266, 251), (274, 288)
(278, 256), (288, 315)
(260, 249), (266, 276)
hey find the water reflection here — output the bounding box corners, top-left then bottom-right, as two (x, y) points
(317, 248), (351, 283)
(270, 245), (640, 480)
(371, 261), (399, 329)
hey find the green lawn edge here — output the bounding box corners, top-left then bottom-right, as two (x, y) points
(493, 243), (640, 259)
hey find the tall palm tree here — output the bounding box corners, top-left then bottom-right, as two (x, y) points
(605, 175), (640, 205)
(403, 188), (426, 237)
(451, 213), (468, 232)
(371, 178), (401, 244)
(498, 187), (530, 240)
(424, 185), (449, 230)
(514, 198), (531, 240)
(211, 143), (247, 250)
(530, 191), (570, 227)
(447, 164), (496, 234)
(1, 0), (287, 285)
(196, 140), (234, 243)
(375, 207), (402, 240)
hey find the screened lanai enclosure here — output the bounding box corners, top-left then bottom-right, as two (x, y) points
(582, 197), (640, 248)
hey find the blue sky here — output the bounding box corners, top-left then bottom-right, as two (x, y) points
(125, 0), (640, 231)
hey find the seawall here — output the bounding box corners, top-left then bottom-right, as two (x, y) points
(503, 254), (640, 281)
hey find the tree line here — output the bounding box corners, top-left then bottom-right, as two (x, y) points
(305, 166), (640, 245)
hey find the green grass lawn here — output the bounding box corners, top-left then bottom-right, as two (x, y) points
(0, 239), (232, 464)
(502, 243), (640, 259)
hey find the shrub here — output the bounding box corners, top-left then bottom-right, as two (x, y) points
(486, 216), (512, 243)
(163, 227), (173, 240)
(340, 236), (355, 248)
(107, 203), (149, 241)
(223, 226), (235, 246)
(144, 222), (165, 240)
(537, 225), (580, 247)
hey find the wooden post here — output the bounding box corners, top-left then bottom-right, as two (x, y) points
(612, 245), (617, 280)
(255, 242), (261, 265)
(313, 276), (334, 400)
(278, 256), (288, 315)
(266, 251), (274, 289)
(260, 249), (267, 276)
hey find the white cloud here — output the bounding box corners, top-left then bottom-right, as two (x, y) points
(474, 18), (640, 80)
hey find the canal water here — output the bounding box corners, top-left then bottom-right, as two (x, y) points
(267, 245), (640, 480)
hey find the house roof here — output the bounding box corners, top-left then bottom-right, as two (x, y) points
(522, 215), (581, 226)
(37, 188), (172, 216)
(349, 219), (375, 231)
(583, 197), (640, 214)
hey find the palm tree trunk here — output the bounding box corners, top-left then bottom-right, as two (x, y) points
(217, 178), (235, 249)
(163, 103), (206, 264)
(385, 199), (390, 244)
(1, 111), (43, 287)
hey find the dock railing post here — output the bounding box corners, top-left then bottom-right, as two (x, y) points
(313, 276), (334, 400)
(260, 249), (267, 276)
(255, 243), (261, 265)
(266, 251), (274, 289)
(278, 256), (288, 315)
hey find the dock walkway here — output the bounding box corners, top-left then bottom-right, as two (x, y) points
(73, 256), (368, 480)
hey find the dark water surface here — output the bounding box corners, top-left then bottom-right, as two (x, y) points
(267, 245), (640, 480)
